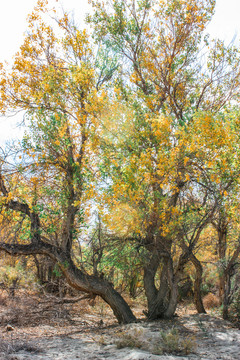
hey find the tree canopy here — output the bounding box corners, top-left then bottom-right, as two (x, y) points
(0, 0), (240, 323)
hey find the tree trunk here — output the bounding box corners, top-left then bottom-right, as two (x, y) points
(129, 274), (138, 298)
(143, 252), (159, 318)
(143, 252), (168, 320)
(163, 258), (180, 319)
(0, 241), (137, 324)
(223, 244), (240, 319)
(163, 280), (178, 318)
(101, 287), (137, 323)
(218, 229), (227, 303)
(191, 254), (206, 313)
(57, 255), (137, 324)
(222, 272), (230, 320)
(144, 254), (181, 320)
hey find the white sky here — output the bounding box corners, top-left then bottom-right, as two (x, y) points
(1, 0), (240, 145)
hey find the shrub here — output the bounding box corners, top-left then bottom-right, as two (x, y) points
(153, 328), (197, 356)
(203, 293), (220, 309)
(0, 264), (37, 296)
(115, 328), (144, 349)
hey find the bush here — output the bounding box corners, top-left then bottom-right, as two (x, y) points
(0, 264), (37, 296)
(203, 293), (220, 309)
(154, 328), (196, 356)
(114, 326), (197, 356)
(116, 328), (144, 349)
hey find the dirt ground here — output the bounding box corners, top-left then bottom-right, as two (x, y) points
(0, 291), (240, 360)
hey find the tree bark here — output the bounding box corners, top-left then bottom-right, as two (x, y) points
(222, 272), (230, 320)
(222, 243), (240, 320)
(144, 258), (169, 320)
(143, 251), (159, 318)
(217, 228), (227, 303)
(191, 253), (206, 313)
(163, 280), (178, 318)
(163, 258), (180, 319)
(143, 251), (186, 320)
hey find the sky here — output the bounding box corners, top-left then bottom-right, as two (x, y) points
(1, 0), (240, 145)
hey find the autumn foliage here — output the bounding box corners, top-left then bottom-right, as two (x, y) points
(0, 0), (240, 323)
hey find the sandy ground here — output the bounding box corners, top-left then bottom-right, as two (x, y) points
(1, 314), (240, 359)
(0, 293), (240, 359)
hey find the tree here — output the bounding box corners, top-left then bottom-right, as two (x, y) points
(0, 1), (136, 324)
(88, 0), (240, 319)
(185, 108), (240, 318)
(1, 0), (240, 324)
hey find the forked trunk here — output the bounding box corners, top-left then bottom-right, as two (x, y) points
(144, 255), (179, 320)
(148, 262), (170, 319)
(144, 253), (169, 319)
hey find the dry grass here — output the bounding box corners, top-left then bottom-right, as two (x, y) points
(0, 292), (74, 327)
(203, 293), (220, 309)
(0, 289), (238, 360)
(115, 328), (145, 349)
(0, 294), (7, 307)
(153, 328), (197, 355)
(0, 335), (40, 359)
(113, 325), (197, 356)
(0, 289), (117, 330)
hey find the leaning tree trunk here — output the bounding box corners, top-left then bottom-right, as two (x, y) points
(60, 256), (137, 324)
(0, 172), (137, 324)
(191, 254), (206, 313)
(0, 241), (137, 324)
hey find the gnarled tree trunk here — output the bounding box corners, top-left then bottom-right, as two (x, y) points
(143, 246), (189, 320)
(0, 241), (136, 324)
(191, 253), (206, 313)
(0, 162), (136, 324)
